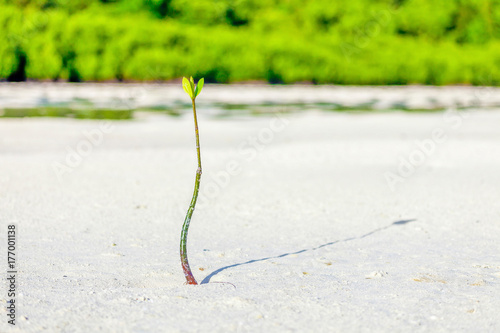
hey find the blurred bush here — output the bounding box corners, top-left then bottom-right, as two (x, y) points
(0, 0), (499, 84)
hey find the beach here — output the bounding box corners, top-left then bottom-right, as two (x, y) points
(1, 89), (500, 332)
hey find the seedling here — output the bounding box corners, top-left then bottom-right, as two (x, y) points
(180, 76), (204, 285)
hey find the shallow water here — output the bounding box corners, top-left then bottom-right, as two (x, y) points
(1, 82), (499, 119)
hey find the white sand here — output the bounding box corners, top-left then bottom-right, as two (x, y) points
(1, 108), (500, 332)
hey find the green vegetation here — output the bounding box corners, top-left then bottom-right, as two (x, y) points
(0, 107), (133, 119)
(1, 0), (500, 85)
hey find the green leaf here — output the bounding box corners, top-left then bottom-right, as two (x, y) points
(189, 76), (195, 94)
(195, 78), (204, 97)
(182, 77), (193, 99)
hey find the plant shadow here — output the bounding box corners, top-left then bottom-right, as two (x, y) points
(201, 219), (416, 284)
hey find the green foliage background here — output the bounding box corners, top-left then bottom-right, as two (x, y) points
(1, 0), (499, 84)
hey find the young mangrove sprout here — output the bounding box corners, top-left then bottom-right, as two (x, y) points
(180, 76), (204, 285)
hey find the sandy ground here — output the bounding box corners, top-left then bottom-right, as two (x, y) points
(0, 108), (500, 332)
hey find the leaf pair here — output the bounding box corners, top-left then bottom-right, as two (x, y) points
(182, 76), (204, 100)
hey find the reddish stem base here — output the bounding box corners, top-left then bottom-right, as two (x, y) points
(182, 261), (198, 285)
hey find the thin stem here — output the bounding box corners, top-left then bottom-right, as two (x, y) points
(180, 98), (202, 285)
